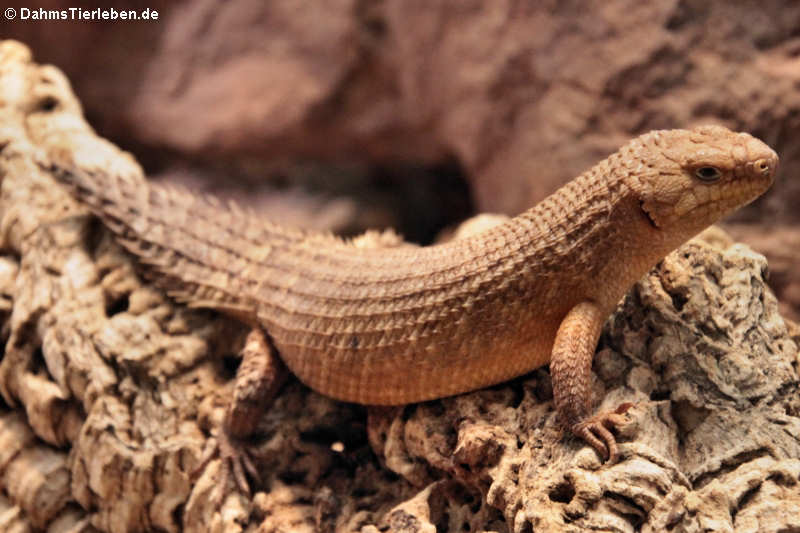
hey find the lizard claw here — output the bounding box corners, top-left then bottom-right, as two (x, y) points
(571, 402), (633, 463)
(194, 430), (260, 498)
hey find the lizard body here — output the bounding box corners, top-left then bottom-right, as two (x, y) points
(50, 125), (777, 467)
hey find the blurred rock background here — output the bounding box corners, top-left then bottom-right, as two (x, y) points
(3, 0), (798, 318)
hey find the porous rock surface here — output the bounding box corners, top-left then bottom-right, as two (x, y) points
(1, 41), (800, 533)
(726, 224), (800, 323)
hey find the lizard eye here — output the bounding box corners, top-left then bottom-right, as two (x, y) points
(694, 166), (722, 182)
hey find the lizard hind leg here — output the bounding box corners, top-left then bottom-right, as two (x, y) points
(549, 301), (631, 463)
(194, 327), (288, 497)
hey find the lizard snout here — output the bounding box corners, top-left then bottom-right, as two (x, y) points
(744, 137), (778, 181)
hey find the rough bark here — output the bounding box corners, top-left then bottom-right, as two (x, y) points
(1, 40), (799, 533)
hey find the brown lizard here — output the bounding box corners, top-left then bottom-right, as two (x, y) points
(48, 125), (777, 492)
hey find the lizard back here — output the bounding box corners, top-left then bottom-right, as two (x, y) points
(49, 125), (777, 404)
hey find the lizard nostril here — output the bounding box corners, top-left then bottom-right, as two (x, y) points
(754, 158), (770, 176)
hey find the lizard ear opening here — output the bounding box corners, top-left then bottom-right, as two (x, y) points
(639, 201), (660, 229)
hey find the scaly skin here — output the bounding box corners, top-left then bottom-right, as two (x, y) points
(49, 124), (777, 467)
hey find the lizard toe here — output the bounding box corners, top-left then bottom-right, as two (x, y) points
(572, 404), (633, 463)
(194, 430), (260, 500)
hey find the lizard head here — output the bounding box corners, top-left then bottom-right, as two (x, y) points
(625, 125), (777, 233)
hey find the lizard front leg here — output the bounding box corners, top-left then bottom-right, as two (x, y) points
(196, 327), (288, 495)
(549, 301), (631, 462)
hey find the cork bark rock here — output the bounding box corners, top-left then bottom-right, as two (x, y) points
(1, 41), (799, 533)
(726, 224), (800, 323)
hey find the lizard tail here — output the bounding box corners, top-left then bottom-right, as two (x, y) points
(47, 153), (270, 322)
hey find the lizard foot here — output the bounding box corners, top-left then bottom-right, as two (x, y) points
(570, 402), (633, 463)
(195, 429), (260, 498)
(191, 328), (283, 503)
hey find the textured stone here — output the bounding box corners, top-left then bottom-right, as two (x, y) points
(727, 224), (800, 323)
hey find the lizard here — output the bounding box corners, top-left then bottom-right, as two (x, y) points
(47, 124), (777, 493)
